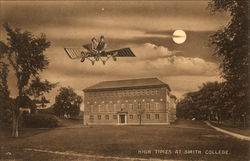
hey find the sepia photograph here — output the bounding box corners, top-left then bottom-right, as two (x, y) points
(0, 0), (249, 161)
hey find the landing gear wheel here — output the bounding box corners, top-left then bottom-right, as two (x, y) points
(91, 61), (95, 65)
(95, 56), (99, 61)
(112, 56), (117, 61)
(102, 60), (106, 65)
(80, 57), (85, 62)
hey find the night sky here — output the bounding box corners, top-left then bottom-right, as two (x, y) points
(0, 1), (230, 109)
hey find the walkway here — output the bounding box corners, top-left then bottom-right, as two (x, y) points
(25, 148), (187, 161)
(205, 121), (250, 141)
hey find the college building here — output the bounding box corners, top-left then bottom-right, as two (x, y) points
(83, 78), (177, 125)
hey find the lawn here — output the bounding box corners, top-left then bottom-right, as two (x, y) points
(0, 120), (249, 161)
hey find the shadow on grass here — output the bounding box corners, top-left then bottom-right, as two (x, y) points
(0, 126), (55, 142)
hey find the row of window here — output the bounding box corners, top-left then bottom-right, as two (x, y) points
(87, 89), (161, 98)
(89, 114), (160, 120)
(87, 99), (164, 104)
(89, 102), (161, 112)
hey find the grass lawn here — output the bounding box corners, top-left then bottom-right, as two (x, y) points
(0, 120), (249, 161)
(57, 118), (83, 128)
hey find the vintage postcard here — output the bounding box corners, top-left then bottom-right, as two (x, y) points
(0, 0), (249, 161)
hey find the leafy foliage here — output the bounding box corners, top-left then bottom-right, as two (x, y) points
(0, 99), (14, 126)
(208, 0), (249, 121)
(3, 23), (51, 96)
(54, 87), (83, 118)
(16, 95), (36, 113)
(25, 77), (57, 109)
(25, 77), (57, 98)
(0, 23), (51, 137)
(0, 62), (9, 99)
(177, 82), (230, 122)
(0, 39), (11, 126)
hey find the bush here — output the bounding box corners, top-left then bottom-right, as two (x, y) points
(0, 108), (12, 127)
(37, 107), (55, 115)
(23, 114), (60, 128)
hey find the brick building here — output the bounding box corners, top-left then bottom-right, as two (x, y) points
(83, 78), (176, 125)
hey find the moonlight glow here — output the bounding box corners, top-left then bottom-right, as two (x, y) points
(173, 30), (187, 44)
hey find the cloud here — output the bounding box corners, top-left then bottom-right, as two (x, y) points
(36, 43), (220, 102)
(2, 1), (226, 102)
(1, 1), (229, 32)
(39, 26), (169, 42)
(44, 43), (218, 78)
(6, 41), (220, 100)
(1, 42), (219, 108)
(135, 43), (174, 59)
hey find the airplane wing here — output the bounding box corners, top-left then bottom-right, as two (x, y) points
(64, 48), (90, 59)
(64, 47), (136, 59)
(104, 48), (136, 57)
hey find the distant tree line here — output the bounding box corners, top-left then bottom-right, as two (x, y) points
(177, 82), (231, 122)
(177, 0), (248, 127)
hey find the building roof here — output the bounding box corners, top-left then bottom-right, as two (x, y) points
(83, 77), (171, 92)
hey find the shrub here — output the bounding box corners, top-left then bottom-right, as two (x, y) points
(37, 107), (55, 115)
(23, 114), (60, 128)
(0, 108), (12, 127)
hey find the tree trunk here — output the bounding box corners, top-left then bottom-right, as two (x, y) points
(14, 115), (19, 137)
(216, 112), (219, 124)
(12, 111), (16, 137)
(12, 111), (19, 137)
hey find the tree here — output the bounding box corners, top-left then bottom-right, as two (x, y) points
(0, 61), (12, 126)
(176, 82), (229, 122)
(54, 87), (83, 118)
(25, 77), (57, 110)
(0, 63), (9, 98)
(0, 41), (10, 98)
(0, 40), (12, 126)
(208, 0), (249, 126)
(0, 23), (51, 137)
(15, 95), (36, 113)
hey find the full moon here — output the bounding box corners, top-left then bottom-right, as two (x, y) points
(173, 30), (187, 44)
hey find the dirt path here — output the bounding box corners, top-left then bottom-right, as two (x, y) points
(24, 148), (187, 161)
(205, 121), (250, 141)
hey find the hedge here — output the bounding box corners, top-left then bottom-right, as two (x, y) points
(23, 114), (60, 128)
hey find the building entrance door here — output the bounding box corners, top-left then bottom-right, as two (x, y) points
(120, 115), (125, 124)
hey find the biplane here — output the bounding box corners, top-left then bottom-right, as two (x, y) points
(64, 44), (136, 65)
